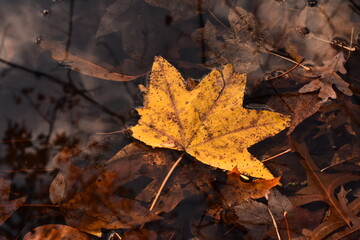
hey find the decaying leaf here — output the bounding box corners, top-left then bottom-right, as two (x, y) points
(221, 167), (280, 207)
(106, 142), (214, 214)
(298, 52), (353, 101)
(192, 6), (272, 73)
(144, 0), (214, 20)
(95, 0), (166, 71)
(290, 141), (360, 227)
(288, 93), (323, 134)
(62, 193), (160, 237)
(302, 197), (360, 239)
(48, 144), (161, 237)
(39, 39), (142, 82)
(131, 56), (290, 179)
(221, 188), (292, 240)
(0, 176), (26, 225)
(23, 224), (90, 240)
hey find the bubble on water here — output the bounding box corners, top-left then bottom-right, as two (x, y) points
(307, 0), (318, 7)
(35, 37), (42, 44)
(41, 9), (50, 16)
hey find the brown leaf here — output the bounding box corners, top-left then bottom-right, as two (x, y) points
(122, 229), (157, 240)
(49, 144), (161, 236)
(304, 197), (360, 239)
(298, 52), (352, 101)
(144, 0), (214, 20)
(62, 193), (160, 237)
(290, 141), (360, 227)
(39, 39), (142, 82)
(221, 166), (280, 207)
(322, 141), (360, 172)
(23, 224), (90, 240)
(288, 93), (323, 134)
(0, 176), (26, 225)
(267, 189), (293, 220)
(191, 6), (271, 73)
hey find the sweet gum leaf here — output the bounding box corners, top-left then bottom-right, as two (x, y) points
(131, 56), (290, 179)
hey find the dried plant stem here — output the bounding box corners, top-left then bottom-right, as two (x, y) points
(262, 149), (291, 163)
(262, 50), (311, 70)
(267, 58), (304, 80)
(283, 211), (291, 240)
(208, 9), (228, 28)
(268, 207), (281, 240)
(308, 33), (356, 51)
(95, 129), (127, 135)
(149, 153), (185, 212)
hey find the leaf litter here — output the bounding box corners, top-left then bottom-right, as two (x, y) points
(2, 0), (360, 239)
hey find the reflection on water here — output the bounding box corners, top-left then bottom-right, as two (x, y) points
(0, 0), (359, 239)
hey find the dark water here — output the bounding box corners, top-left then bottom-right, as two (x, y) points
(0, 0), (360, 239)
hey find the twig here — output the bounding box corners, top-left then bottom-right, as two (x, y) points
(268, 206), (281, 240)
(284, 211), (291, 240)
(208, 9), (228, 28)
(267, 59), (304, 80)
(262, 50), (311, 70)
(262, 149), (291, 163)
(95, 129), (127, 135)
(308, 33), (356, 51)
(149, 153), (185, 211)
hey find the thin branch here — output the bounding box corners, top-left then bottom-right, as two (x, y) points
(0, 57), (125, 126)
(261, 50), (311, 70)
(284, 211), (291, 240)
(308, 33), (356, 51)
(267, 59), (304, 80)
(262, 149), (291, 162)
(149, 153), (185, 211)
(268, 207), (281, 240)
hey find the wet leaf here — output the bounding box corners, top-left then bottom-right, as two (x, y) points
(192, 6), (272, 73)
(95, 0), (166, 71)
(304, 197), (360, 239)
(107, 142), (214, 214)
(131, 56), (290, 179)
(221, 167), (280, 207)
(298, 52), (353, 101)
(49, 145), (161, 237)
(290, 141), (360, 227)
(144, 0), (214, 20)
(39, 39), (142, 82)
(23, 224), (90, 240)
(62, 193), (160, 237)
(0, 176), (26, 225)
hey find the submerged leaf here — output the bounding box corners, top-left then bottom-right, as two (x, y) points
(298, 52), (352, 101)
(23, 224), (90, 240)
(0, 176), (26, 225)
(192, 6), (272, 73)
(39, 39), (142, 82)
(290, 141), (360, 227)
(221, 167), (280, 207)
(131, 56), (290, 179)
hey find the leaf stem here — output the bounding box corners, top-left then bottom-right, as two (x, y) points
(262, 50), (311, 70)
(149, 152), (185, 212)
(262, 149), (291, 162)
(267, 58), (305, 80)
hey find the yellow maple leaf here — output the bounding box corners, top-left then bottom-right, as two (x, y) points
(131, 56), (290, 179)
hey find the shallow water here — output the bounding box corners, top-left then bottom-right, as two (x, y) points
(1, 0), (360, 239)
